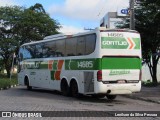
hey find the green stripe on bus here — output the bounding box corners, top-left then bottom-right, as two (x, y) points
(53, 60), (58, 70)
(51, 71), (55, 80)
(24, 57), (141, 70)
(65, 59), (101, 70)
(132, 38), (140, 49)
(102, 58), (141, 69)
(39, 62), (48, 69)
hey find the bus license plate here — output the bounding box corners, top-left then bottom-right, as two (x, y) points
(117, 80), (126, 83)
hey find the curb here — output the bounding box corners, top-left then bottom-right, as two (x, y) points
(0, 84), (18, 90)
(122, 95), (160, 104)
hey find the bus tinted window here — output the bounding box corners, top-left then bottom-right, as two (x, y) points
(43, 41), (56, 58)
(19, 47), (24, 61)
(23, 45), (35, 59)
(56, 40), (65, 57)
(66, 37), (77, 56)
(77, 36), (85, 56)
(35, 44), (43, 58)
(21, 33), (96, 59)
(85, 34), (96, 55)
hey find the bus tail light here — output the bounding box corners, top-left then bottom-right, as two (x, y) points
(139, 70), (142, 80)
(97, 70), (102, 82)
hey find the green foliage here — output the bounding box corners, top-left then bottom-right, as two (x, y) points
(142, 80), (159, 87)
(0, 58), (4, 73)
(0, 80), (10, 89)
(0, 6), (22, 77)
(135, 0), (160, 85)
(14, 3), (60, 45)
(117, 0), (160, 85)
(0, 3), (61, 77)
(0, 73), (18, 89)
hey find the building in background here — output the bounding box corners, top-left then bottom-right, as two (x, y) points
(100, 8), (129, 29)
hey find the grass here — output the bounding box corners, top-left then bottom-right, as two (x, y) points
(0, 73), (18, 89)
(142, 80), (160, 87)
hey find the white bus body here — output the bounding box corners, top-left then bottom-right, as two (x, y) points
(18, 27), (142, 100)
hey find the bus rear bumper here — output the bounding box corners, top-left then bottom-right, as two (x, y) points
(95, 81), (141, 95)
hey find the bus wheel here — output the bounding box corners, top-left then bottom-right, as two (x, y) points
(60, 79), (70, 96)
(70, 80), (79, 98)
(106, 95), (117, 100)
(25, 77), (32, 90)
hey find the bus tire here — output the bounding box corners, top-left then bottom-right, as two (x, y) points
(70, 80), (79, 98)
(106, 95), (117, 100)
(60, 79), (70, 96)
(25, 77), (32, 90)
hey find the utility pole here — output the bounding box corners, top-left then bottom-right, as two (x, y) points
(10, 53), (15, 80)
(129, 0), (135, 30)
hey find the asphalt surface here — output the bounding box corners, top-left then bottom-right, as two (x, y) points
(0, 86), (159, 120)
(123, 85), (160, 104)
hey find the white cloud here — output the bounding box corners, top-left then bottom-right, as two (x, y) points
(48, 0), (129, 21)
(59, 25), (85, 34)
(0, 0), (19, 6)
(50, 0), (129, 34)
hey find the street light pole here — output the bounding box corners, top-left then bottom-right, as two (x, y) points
(130, 0), (135, 30)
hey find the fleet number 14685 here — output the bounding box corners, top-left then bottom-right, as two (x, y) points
(78, 61), (93, 68)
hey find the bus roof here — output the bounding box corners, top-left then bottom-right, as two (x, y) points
(21, 27), (139, 47)
(21, 30), (96, 47)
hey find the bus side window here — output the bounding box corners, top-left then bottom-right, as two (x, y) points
(56, 40), (65, 57)
(23, 45), (35, 59)
(43, 41), (56, 58)
(66, 37), (77, 56)
(19, 47), (24, 61)
(77, 36), (85, 56)
(85, 34), (96, 55)
(35, 43), (44, 58)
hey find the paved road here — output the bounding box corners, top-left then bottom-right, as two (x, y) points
(0, 86), (159, 120)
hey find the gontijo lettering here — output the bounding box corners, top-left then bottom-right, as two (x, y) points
(101, 37), (140, 49)
(102, 41), (128, 46)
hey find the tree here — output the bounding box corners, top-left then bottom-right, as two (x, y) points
(14, 3), (60, 46)
(0, 4), (61, 77)
(0, 6), (22, 77)
(116, 0), (160, 85)
(0, 58), (4, 73)
(135, 0), (160, 85)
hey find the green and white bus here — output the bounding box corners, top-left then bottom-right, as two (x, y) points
(18, 27), (142, 100)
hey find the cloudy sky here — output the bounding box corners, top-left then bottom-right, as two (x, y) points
(0, 0), (129, 33)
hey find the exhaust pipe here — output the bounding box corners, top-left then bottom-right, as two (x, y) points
(107, 90), (111, 94)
